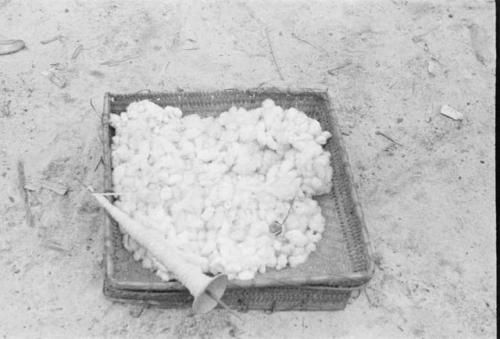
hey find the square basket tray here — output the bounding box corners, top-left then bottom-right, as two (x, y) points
(101, 89), (374, 311)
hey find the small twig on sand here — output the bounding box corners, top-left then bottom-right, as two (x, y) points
(264, 29), (284, 81)
(42, 240), (71, 254)
(129, 304), (148, 318)
(205, 290), (242, 320)
(291, 33), (328, 54)
(41, 180), (68, 195)
(375, 131), (403, 146)
(364, 287), (375, 308)
(94, 157), (104, 171)
(89, 98), (104, 143)
(42, 71), (66, 88)
(40, 35), (64, 45)
(161, 62), (170, 76)
(71, 44), (83, 60)
(89, 99), (97, 113)
(100, 55), (139, 66)
(17, 160), (34, 228)
(327, 61), (353, 75)
(74, 177), (89, 190)
(134, 89), (152, 94)
(411, 26), (440, 43)
(0, 39), (25, 55)
(97, 192), (131, 196)
(89, 99), (101, 120)
(158, 62), (171, 86)
(1, 100), (11, 117)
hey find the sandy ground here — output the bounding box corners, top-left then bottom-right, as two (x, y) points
(0, 0), (496, 338)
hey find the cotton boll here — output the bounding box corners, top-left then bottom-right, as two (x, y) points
(315, 131), (331, 145)
(179, 139), (195, 155)
(239, 125), (257, 143)
(308, 212), (325, 233)
(217, 177), (234, 201)
(308, 119), (322, 136)
(291, 245), (306, 256)
(133, 246), (146, 261)
(226, 129), (240, 143)
(201, 206), (215, 221)
(225, 121), (238, 131)
(240, 243), (257, 260)
(264, 134), (279, 151)
(122, 199), (138, 213)
(230, 229), (246, 242)
(123, 234), (135, 251)
(237, 270), (255, 280)
(147, 204), (166, 222)
(110, 114), (122, 128)
(206, 120), (223, 139)
(155, 217), (174, 234)
(186, 212), (205, 231)
(167, 174), (183, 185)
(259, 150), (279, 173)
(199, 244), (213, 259)
(285, 230), (309, 247)
(294, 112), (311, 128)
(307, 231), (322, 243)
(225, 266), (240, 278)
(316, 152), (331, 167)
(137, 140), (150, 156)
(265, 164), (280, 184)
(126, 102), (144, 116)
(262, 99), (275, 108)
(239, 107), (261, 126)
(289, 254), (307, 267)
(249, 220), (268, 237)
(182, 172), (197, 186)
(142, 256), (153, 269)
(164, 106), (183, 119)
(255, 120), (268, 147)
(309, 177), (324, 191)
(262, 106), (281, 127)
(183, 114), (202, 128)
(228, 106), (238, 115)
(198, 147), (219, 162)
(265, 251), (277, 267)
(233, 151), (260, 175)
(276, 254), (288, 270)
(280, 243), (295, 255)
(154, 269), (169, 281)
(306, 242), (316, 253)
(113, 164), (126, 182)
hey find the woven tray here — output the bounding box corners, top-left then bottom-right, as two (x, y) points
(101, 89), (374, 311)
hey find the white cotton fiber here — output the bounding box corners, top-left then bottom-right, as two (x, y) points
(111, 99), (333, 280)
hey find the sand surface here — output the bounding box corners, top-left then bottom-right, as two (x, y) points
(0, 0), (496, 338)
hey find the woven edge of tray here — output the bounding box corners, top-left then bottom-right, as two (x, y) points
(102, 88), (375, 293)
(319, 91), (375, 279)
(103, 279), (352, 312)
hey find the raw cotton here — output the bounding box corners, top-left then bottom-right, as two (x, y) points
(110, 99), (333, 280)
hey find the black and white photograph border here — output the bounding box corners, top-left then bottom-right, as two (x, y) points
(0, 0), (496, 338)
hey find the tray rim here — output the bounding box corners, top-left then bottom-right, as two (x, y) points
(102, 88), (375, 293)
(102, 279), (353, 312)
